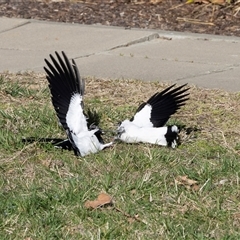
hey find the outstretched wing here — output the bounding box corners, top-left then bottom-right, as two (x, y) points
(44, 51), (88, 135)
(130, 84), (189, 128)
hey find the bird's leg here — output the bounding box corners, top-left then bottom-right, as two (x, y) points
(101, 141), (114, 150)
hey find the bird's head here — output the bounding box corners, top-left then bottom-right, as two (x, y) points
(117, 125), (125, 137)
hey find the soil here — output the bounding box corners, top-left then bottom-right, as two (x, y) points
(0, 0), (240, 37)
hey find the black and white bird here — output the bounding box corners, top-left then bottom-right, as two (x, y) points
(116, 84), (189, 148)
(44, 51), (113, 156)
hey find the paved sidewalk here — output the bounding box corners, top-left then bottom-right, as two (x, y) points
(1, 17), (240, 92)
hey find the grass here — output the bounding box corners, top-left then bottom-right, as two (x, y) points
(0, 72), (240, 239)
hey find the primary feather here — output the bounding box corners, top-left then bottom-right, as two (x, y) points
(131, 84), (189, 128)
(44, 51), (113, 156)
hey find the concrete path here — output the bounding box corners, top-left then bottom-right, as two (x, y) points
(1, 17), (240, 92)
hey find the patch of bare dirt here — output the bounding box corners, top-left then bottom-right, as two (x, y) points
(0, 0), (240, 37)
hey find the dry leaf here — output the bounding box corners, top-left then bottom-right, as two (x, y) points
(175, 175), (199, 191)
(191, 184), (200, 191)
(84, 193), (112, 209)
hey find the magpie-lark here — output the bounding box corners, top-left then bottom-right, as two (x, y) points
(117, 84), (189, 148)
(44, 51), (113, 156)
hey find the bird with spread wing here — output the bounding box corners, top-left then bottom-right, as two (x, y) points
(43, 51), (113, 156)
(116, 84), (189, 148)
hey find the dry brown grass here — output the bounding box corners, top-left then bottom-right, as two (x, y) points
(2, 71), (240, 152)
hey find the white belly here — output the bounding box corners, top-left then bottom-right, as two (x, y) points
(120, 126), (169, 146)
(72, 132), (102, 156)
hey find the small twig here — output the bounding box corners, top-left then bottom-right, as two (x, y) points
(168, 3), (186, 11)
(177, 17), (215, 26)
(234, 6), (240, 17)
(210, 4), (216, 22)
(219, 130), (240, 155)
(199, 178), (210, 193)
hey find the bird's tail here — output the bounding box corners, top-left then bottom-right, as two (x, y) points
(165, 125), (201, 148)
(22, 137), (73, 151)
(164, 125), (179, 148)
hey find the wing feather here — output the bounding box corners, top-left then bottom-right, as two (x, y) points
(44, 51), (87, 134)
(131, 84), (189, 127)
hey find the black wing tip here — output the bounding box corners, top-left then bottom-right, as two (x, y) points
(165, 83), (189, 92)
(163, 83), (189, 95)
(43, 51), (82, 132)
(146, 83), (190, 127)
(59, 50), (66, 56)
(147, 83), (190, 103)
(44, 51), (68, 65)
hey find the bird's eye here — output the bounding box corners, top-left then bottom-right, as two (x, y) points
(117, 126), (125, 133)
(117, 121), (122, 126)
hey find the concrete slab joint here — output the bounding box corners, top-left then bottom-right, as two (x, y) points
(109, 33), (160, 51)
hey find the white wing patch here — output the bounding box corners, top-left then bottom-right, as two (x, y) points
(131, 104), (153, 128)
(66, 93), (88, 134)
